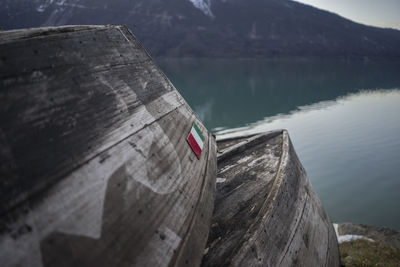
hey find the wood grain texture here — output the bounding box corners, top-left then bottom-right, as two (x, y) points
(0, 25), (216, 267)
(202, 130), (340, 267)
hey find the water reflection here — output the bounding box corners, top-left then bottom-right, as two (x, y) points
(159, 58), (400, 131)
(216, 89), (400, 137)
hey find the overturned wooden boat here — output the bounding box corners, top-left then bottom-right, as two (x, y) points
(0, 25), (216, 267)
(202, 130), (340, 266)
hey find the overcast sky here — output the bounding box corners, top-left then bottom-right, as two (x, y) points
(294, 0), (400, 30)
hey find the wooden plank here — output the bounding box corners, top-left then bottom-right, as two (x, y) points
(202, 130), (340, 267)
(0, 25), (216, 267)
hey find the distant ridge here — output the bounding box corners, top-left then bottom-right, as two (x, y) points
(1, 0), (400, 59)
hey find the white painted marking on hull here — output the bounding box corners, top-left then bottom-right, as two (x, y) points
(125, 123), (184, 195)
(0, 90), (186, 267)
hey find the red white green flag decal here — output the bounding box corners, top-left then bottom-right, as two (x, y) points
(187, 122), (205, 159)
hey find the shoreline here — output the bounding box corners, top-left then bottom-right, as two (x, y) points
(334, 223), (400, 266)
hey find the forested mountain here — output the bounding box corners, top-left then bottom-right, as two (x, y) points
(1, 0), (400, 58)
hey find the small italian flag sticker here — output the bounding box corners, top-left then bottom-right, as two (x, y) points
(187, 122), (205, 159)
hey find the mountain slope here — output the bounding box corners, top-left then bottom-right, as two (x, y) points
(1, 0), (400, 58)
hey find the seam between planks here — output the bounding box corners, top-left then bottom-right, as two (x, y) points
(0, 27), (111, 45)
(171, 130), (213, 266)
(1, 103), (184, 218)
(229, 131), (288, 266)
(324, 218), (331, 267)
(278, 193), (309, 265)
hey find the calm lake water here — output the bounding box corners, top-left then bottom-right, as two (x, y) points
(158, 58), (400, 230)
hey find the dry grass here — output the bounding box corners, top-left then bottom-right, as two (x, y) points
(340, 239), (400, 267)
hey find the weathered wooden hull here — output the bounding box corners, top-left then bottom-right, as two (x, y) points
(0, 25), (216, 267)
(202, 130), (340, 266)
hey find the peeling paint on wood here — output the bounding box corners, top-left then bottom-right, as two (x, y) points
(202, 130), (340, 267)
(0, 25), (216, 267)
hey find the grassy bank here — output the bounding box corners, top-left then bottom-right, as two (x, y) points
(336, 223), (400, 266)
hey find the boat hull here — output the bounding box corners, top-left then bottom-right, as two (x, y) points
(202, 130), (340, 266)
(0, 25), (216, 267)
